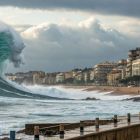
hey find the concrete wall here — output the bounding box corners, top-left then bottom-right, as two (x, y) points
(66, 123), (140, 140)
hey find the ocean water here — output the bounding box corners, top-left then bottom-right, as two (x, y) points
(0, 22), (140, 137)
(1, 85), (140, 135)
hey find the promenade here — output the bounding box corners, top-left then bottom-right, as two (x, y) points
(22, 113), (140, 140)
(1, 113), (140, 140)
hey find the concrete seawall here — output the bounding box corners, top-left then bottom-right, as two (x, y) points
(8, 114), (140, 140)
(66, 123), (140, 140)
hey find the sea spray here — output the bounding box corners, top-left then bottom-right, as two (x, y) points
(0, 22), (61, 100)
(0, 21), (25, 75)
(24, 85), (133, 100)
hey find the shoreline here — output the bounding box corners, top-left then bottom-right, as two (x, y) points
(62, 85), (140, 96)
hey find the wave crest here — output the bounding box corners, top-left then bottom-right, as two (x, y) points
(0, 21), (25, 72)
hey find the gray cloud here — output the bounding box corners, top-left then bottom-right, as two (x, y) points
(8, 18), (138, 72)
(12, 24), (33, 32)
(0, 0), (140, 18)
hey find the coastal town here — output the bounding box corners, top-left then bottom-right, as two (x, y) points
(1, 0), (140, 140)
(6, 47), (140, 87)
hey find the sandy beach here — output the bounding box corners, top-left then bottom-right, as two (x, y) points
(63, 85), (140, 96)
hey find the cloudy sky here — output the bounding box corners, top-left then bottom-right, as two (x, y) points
(1, 0), (140, 72)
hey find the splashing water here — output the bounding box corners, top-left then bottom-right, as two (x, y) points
(0, 21), (63, 100)
(0, 22), (25, 78)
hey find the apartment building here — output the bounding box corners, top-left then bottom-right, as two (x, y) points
(89, 69), (95, 81)
(107, 68), (124, 86)
(45, 73), (57, 85)
(64, 71), (73, 80)
(126, 48), (140, 77)
(56, 73), (65, 83)
(74, 71), (83, 82)
(94, 61), (118, 85)
(132, 59), (140, 76)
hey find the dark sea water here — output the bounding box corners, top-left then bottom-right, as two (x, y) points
(1, 85), (140, 135)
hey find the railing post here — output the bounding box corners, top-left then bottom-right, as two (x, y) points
(80, 121), (84, 132)
(59, 124), (64, 139)
(127, 113), (131, 124)
(114, 115), (118, 127)
(95, 118), (99, 131)
(34, 126), (40, 140)
(10, 131), (15, 140)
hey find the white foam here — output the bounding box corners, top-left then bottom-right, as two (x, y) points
(0, 21), (25, 68)
(24, 85), (133, 100)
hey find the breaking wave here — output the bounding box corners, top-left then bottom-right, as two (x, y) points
(24, 85), (134, 100)
(0, 22), (64, 100)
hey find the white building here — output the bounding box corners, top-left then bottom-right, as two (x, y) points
(132, 59), (140, 76)
(56, 73), (65, 83)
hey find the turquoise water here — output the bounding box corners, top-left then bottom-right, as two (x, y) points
(0, 32), (12, 75)
(0, 32), (12, 62)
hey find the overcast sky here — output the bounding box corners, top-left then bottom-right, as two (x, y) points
(0, 0), (140, 72)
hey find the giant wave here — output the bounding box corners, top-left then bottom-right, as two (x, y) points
(0, 21), (65, 100)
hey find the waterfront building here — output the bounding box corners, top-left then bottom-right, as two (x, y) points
(83, 71), (90, 83)
(118, 59), (127, 66)
(45, 73), (57, 85)
(64, 71), (73, 80)
(132, 59), (140, 76)
(63, 71), (74, 84)
(33, 72), (45, 85)
(14, 72), (28, 84)
(72, 69), (82, 78)
(56, 73), (65, 83)
(107, 59), (127, 86)
(118, 59), (127, 79)
(94, 61), (118, 85)
(81, 68), (92, 83)
(33, 71), (45, 85)
(126, 48), (140, 77)
(74, 71), (84, 82)
(89, 69), (95, 81)
(107, 68), (123, 86)
(5, 73), (16, 81)
(6, 71), (46, 85)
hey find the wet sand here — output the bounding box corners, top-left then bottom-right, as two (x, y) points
(63, 85), (140, 96)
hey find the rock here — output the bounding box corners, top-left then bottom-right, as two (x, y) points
(83, 97), (99, 100)
(125, 97), (140, 102)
